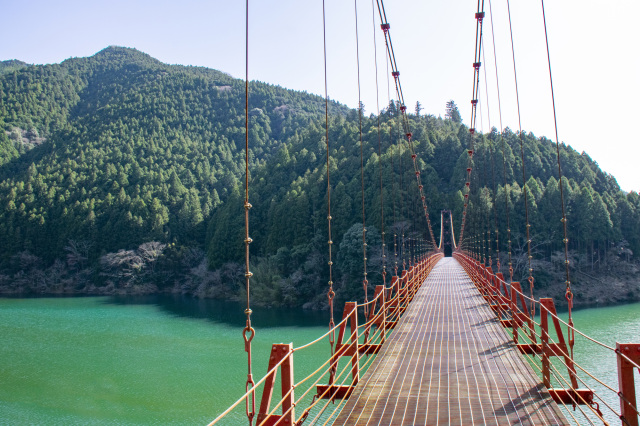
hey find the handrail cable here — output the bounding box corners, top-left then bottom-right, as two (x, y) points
(298, 292), (402, 422)
(210, 261), (403, 424)
(270, 303), (391, 425)
(470, 260), (637, 417)
(305, 264), (436, 423)
(303, 264), (436, 424)
(524, 351), (604, 424)
(506, 0), (535, 310)
(507, 332), (599, 424)
(471, 261), (639, 361)
(457, 258), (620, 424)
(487, 0), (513, 279)
(540, 0), (575, 359)
(458, 255), (639, 421)
(516, 333), (611, 423)
(213, 265), (434, 425)
(321, 268), (432, 425)
(208, 302), (356, 425)
(242, 1), (256, 423)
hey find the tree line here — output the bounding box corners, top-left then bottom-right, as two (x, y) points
(0, 47), (637, 307)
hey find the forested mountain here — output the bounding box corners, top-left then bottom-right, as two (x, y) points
(0, 47), (638, 308)
(0, 60), (30, 75)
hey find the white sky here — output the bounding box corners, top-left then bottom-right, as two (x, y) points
(1, 0), (638, 192)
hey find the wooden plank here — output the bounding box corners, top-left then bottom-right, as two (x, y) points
(333, 257), (568, 425)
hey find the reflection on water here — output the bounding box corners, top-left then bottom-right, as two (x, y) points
(105, 294), (328, 328)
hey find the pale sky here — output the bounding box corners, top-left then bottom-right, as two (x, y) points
(1, 0), (638, 193)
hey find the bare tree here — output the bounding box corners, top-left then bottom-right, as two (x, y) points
(100, 242), (166, 286)
(65, 240), (93, 270)
(138, 242), (166, 273)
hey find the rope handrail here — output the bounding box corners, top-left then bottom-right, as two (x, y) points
(509, 313), (640, 418)
(461, 253), (640, 374)
(208, 347), (292, 425)
(302, 259), (438, 424)
(262, 327), (383, 426)
(510, 316), (632, 419)
(456, 253), (640, 424)
(210, 256), (440, 424)
(526, 353), (606, 425)
(298, 324), (386, 424)
(293, 306), (355, 352)
(461, 252), (631, 359)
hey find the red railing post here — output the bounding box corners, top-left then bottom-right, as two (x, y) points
(377, 285), (386, 344)
(257, 343), (294, 426)
(617, 343), (640, 426)
(345, 302), (359, 385)
(540, 301), (551, 388)
(510, 283), (521, 344)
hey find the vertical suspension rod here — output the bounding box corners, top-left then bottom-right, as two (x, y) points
(540, 0), (574, 353)
(506, 0), (535, 298)
(242, 1), (255, 424)
(321, 0), (336, 366)
(488, 0), (513, 277)
(354, 0), (369, 314)
(371, 0), (387, 284)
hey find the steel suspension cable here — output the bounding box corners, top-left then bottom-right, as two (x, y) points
(487, 0), (512, 278)
(398, 111), (406, 270)
(506, 0), (535, 311)
(481, 37), (500, 270)
(477, 98), (488, 265)
(370, 0), (387, 286)
(480, 137), (490, 266)
(387, 58), (399, 277)
(321, 0), (337, 380)
(242, 1), (256, 423)
(540, 0), (575, 357)
(458, 0), (485, 251)
(376, 0), (438, 251)
(354, 0), (369, 315)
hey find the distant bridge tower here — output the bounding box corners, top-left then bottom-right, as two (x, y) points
(439, 210), (456, 257)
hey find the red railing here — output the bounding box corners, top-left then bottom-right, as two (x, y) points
(209, 252), (443, 426)
(455, 251), (640, 426)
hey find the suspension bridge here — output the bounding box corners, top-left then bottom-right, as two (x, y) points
(209, 0), (640, 425)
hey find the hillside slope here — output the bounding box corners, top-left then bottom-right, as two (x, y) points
(0, 47), (638, 308)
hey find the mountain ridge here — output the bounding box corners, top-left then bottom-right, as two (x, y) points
(0, 47), (637, 309)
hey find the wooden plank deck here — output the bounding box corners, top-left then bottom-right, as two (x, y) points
(334, 257), (568, 425)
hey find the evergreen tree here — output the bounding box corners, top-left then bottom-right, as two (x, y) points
(445, 100), (462, 123)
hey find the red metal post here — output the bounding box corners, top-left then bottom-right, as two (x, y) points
(617, 343), (640, 426)
(257, 343), (294, 426)
(540, 300), (551, 388)
(345, 302), (359, 385)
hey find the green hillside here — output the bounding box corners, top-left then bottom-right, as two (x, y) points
(0, 47), (638, 307)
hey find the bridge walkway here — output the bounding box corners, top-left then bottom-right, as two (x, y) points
(334, 257), (568, 425)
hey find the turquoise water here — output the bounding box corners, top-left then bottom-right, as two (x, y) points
(0, 296), (330, 425)
(0, 296), (638, 425)
(552, 302), (640, 425)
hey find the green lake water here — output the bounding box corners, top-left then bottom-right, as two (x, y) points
(0, 296), (638, 425)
